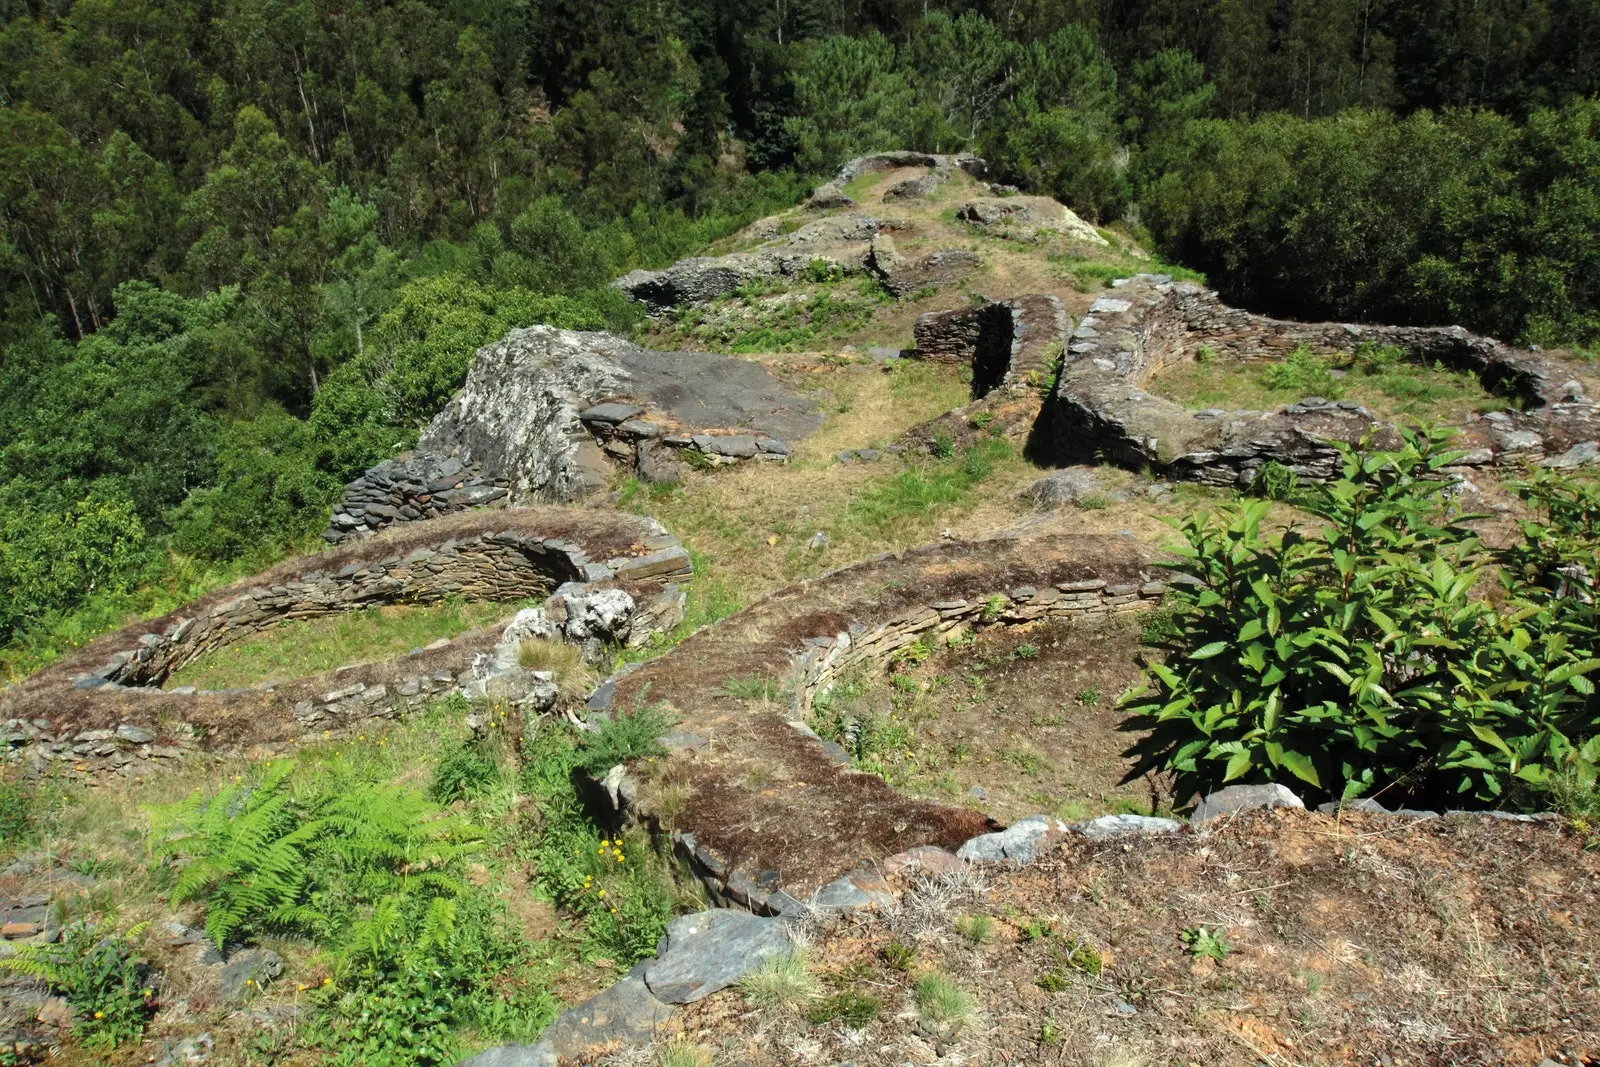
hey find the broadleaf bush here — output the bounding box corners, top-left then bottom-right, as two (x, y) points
(1124, 426), (1600, 810)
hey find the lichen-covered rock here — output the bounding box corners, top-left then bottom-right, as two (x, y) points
(956, 814), (1070, 864)
(327, 328), (820, 523)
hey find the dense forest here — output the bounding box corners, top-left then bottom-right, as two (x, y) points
(6, 0), (1600, 670)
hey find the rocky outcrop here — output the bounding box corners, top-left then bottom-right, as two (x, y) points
(614, 214), (885, 313)
(1042, 274), (1600, 486)
(325, 328), (818, 540)
(957, 196), (1108, 245)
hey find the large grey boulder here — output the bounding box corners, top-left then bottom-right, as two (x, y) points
(1190, 784), (1305, 826)
(395, 327), (815, 506)
(643, 909), (791, 1004)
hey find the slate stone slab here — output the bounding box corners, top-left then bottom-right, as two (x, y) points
(1073, 814), (1183, 840)
(456, 1044), (553, 1067)
(579, 403), (646, 424)
(217, 948), (283, 1003)
(534, 975), (671, 1062)
(1190, 784), (1305, 826)
(809, 871), (896, 914)
(644, 909), (791, 1004)
(956, 814), (1069, 864)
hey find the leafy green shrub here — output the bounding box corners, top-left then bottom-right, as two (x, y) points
(1258, 344), (1342, 397)
(1179, 925), (1233, 961)
(519, 728), (676, 966)
(575, 702), (681, 776)
(0, 922), (154, 1050)
(147, 762), (481, 949)
(1125, 428), (1600, 809)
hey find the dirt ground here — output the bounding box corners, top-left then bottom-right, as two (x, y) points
(658, 809), (1600, 1067)
(809, 616), (1166, 826)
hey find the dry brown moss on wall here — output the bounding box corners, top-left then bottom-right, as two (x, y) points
(593, 534), (1164, 912)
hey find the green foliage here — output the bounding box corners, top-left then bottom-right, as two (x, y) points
(429, 740), (504, 805)
(575, 702), (681, 776)
(147, 762), (325, 949)
(146, 761), (482, 950)
(1125, 428), (1600, 809)
(519, 727), (676, 966)
(1179, 925), (1233, 961)
(1143, 103), (1600, 347)
(805, 989), (881, 1027)
(0, 922), (154, 1050)
(0, 777), (35, 847)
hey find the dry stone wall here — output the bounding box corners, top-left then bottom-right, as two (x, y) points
(1, 509), (691, 779)
(912, 294), (1068, 399)
(1044, 274), (1600, 486)
(590, 534), (1163, 915)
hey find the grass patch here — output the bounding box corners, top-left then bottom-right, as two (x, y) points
(518, 636), (598, 699)
(806, 988), (881, 1027)
(954, 913), (993, 944)
(740, 950), (821, 1014)
(168, 598), (523, 690)
(913, 969), (976, 1031)
(1152, 343), (1513, 422)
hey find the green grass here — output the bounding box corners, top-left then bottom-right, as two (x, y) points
(167, 598), (527, 690)
(913, 969), (976, 1030)
(739, 951), (822, 1014)
(1153, 344), (1513, 423)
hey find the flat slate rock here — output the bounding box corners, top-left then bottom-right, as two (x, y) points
(956, 814), (1069, 864)
(1191, 783), (1305, 826)
(456, 1044), (552, 1067)
(644, 908), (791, 1004)
(809, 870), (897, 914)
(1073, 814), (1183, 840)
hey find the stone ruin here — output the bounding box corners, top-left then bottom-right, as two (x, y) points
(1044, 274), (1600, 486)
(899, 273), (1600, 485)
(325, 327), (819, 541)
(803, 150), (988, 210)
(0, 509), (692, 778)
(614, 152), (995, 313)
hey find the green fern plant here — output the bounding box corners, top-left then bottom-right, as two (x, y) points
(147, 762), (324, 949)
(0, 922), (154, 1049)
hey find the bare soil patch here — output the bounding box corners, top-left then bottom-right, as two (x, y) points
(667, 810), (1600, 1067)
(808, 616), (1165, 826)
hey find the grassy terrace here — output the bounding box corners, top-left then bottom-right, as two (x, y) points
(1150, 343), (1513, 423)
(166, 599), (527, 690)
